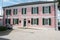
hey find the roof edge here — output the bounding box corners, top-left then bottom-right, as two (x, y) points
(3, 1), (58, 8)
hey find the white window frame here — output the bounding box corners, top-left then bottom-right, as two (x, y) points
(43, 6), (50, 14)
(22, 8), (26, 15)
(13, 9), (17, 15)
(44, 18), (49, 25)
(32, 18), (38, 25)
(32, 7), (38, 14)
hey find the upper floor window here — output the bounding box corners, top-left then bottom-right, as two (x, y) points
(13, 9), (18, 15)
(13, 19), (19, 24)
(6, 9), (11, 15)
(22, 8), (26, 15)
(43, 6), (51, 14)
(43, 18), (51, 25)
(31, 18), (39, 25)
(32, 7), (38, 14)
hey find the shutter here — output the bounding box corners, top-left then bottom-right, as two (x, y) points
(5, 19), (7, 24)
(43, 7), (44, 14)
(32, 7), (33, 14)
(43, 18), (44, 25)
(22, 8), (23, 14)
(49, 18), (51, 25)
(9, 19), (10, 24)
(49, 6), (51, 13)
(37, 18), (39, 25)
(37, 7), (38, 14)
(13, 19), (14, 24)
(25, 8), (26, 14)
(17, 19), (18, 24)
(31, 18), (33, 25)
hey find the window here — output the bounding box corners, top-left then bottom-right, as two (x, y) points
(58, 22), (60, 25)
(13, 19), (19, 24)
(22, 8), (26, 14)
(43, 18), (51, 25)
(43, 6), (51, 13)
(31, 18), (39, 25)
(58, 19), (60, 25)
(32, 7), (38, 14)
(5, 19), (10, 24)
(13, 9), (18, 15)
(6, 9), (11, 15)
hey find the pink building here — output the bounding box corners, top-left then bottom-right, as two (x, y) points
(3, 1), (58, 30)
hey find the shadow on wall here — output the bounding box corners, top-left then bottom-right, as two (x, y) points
(0, 38), (10, 40)
(0, 30), (12, 36)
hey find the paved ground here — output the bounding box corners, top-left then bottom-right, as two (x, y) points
(0, 29), (60, 40)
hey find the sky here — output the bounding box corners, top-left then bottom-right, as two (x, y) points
(0, 0), (55, 16)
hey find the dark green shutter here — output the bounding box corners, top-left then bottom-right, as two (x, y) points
(37, 7), (38, 14)
(5, 19), (7, 24)
(37, 18), (39, 25)
(49, 18), (51, 25)
(49, 6), (51, 13)
(8, 19), (10, 24)
(17, 19), (18, 24)
(13, 19), (15, 24)
(31, 18), (33, 25)
(43, 7), (44, 14)
(13, 19), (14, 24)
(22, 8), (23, 14)
(43, 18), (44, 25)
(25, 8), (26, 14)
(32, 7), (33, 14)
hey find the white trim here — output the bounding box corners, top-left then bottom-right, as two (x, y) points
(5, 16), (55, 19)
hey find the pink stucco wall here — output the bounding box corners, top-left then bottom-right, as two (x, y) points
(3, 4), (56, 29)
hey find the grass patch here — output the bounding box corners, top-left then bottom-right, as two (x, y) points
(0, 26), (7, 31)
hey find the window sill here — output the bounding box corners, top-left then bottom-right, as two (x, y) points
(43, 25), (51, 26)
(43, 13), (51, 14)
(6, 15), (11, 16)
(13, 24), (18, 25)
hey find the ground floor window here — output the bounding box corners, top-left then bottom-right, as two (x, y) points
(5, 19), (10, 24)
(13, 19), (19, 24)
(31, 18), (39, 25)
(43, 18), (51, 25)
